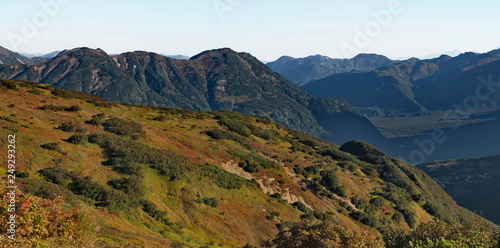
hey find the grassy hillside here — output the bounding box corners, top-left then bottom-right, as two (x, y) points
(0, 79), (497, 247)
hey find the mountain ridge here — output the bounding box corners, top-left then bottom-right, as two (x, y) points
(302, 49), (500, 116)
(0, 46), (389, 148)
(267, 53), (396, 86)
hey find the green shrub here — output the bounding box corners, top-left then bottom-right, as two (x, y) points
(248, 125), (277, 140)
(88, 133), (183, 180)
(339, 141), (387, 164)
(69, 176), (108, 202)
(200, 163), (253, 190)
(119, 163), (144, 176)
(87, 113), (106, 125)
(205, 129), (245, 144)
(263, 222), (385, 247)
(65, 105), (82, 112)
(51, 87), (101, 100)
(0, 116), (18, 123)
(370, 197), (386, 208)
(153, 115), (169, 122)
(39, 105), (67, 111)
(195, 197), (218, 208)
(228, 149), (279, 171)
(383, 220), (498, 248)
(140, 199), (169, 224)
(291, 201), (310, 213)
(217, 117), (252, 137)
(3, 125), (19, 133)
(67, 134), (88, 144)
(38, 166), (71, 186)
(108, 176), (143, 197)
(27, 88), (44, 95)
(320, 170), (347, 197)
(23, 179), (75, 202)
(102, 117), (145, 138)
(0, 80), (19, 90)
(57, 122), (77, 132)
(267, 211), (280, 220)
(41, 142), (63, 152)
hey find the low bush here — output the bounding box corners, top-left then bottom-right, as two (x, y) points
(263, 222), (385, 247)
(102, 117), (145, 138)
(67, 134), (88, 144)
(0, 116), (18, 123)
(0, 80), (19, 90)
(107, 176), (144, 197)
(39, 105), (67, 111)
(27, 88), (44, 94)
(87, 113), (106, 125)
(88, 133), (183, 180)
(65, 105), (82, 112)
(200, 163), (254, 190)
(41, 142), (63, 153)
(195, 197), (218, 208)
(140, 199), (169, 224)
(51, 87), (101, 100)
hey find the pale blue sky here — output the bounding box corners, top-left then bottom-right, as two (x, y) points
(1, 0), (499, 61)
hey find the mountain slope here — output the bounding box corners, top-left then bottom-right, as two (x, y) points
(0, 79), (495, 247)
(267, 53), (395, 86)
(0, 46), (32, 65)
(418, 155), (500, 225)
(0, 47), (389, 148)
(302, 49), (500, 116)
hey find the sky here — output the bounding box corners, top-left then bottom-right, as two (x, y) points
(1, 0), (500, 61)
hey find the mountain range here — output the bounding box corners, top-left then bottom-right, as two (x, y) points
(0, 79), (495, 247)
(302, 49), (500, 117)
(0, 47), (389, 148)
(267, 53), (396, 86)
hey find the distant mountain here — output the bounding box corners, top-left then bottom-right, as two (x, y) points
(302, 49), (500, 116)
(266, 53), (395, 86)
(0, 46), (32, 64)
(418, 155), (500, 224)
(0, 47), (388, 148)
(40, 50), (62, 58)
(160, 53), (190, 60)
(419, 49), (462, 60)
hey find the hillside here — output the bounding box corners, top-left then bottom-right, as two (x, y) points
(418, 155), (500, 225)
(267, 54), (395, 86)
(0, 47), (389, 148)
(0, 79), (496, 247)
(0, 46), (32, 65)
(302, 49), (500, 117)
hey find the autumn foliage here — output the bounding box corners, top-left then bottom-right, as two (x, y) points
(0, 181), (90, 247)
